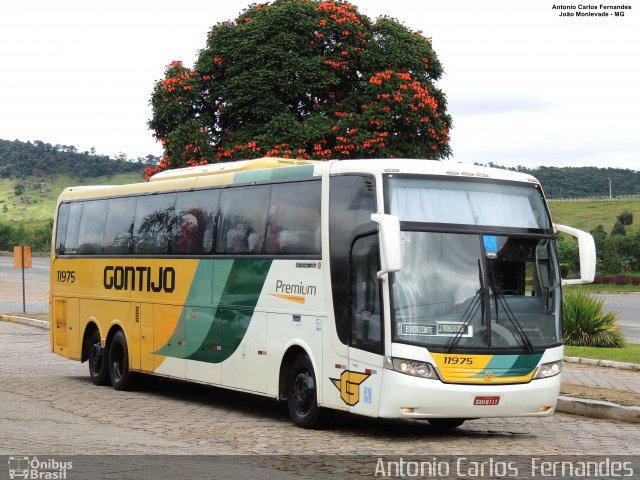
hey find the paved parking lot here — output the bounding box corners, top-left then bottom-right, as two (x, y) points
(1, 321), (639, 458)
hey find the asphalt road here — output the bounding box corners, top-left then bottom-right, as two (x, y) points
(602, 293), (640, 344)
(0, 256), (50, 312)
(0, 255), (50, 277)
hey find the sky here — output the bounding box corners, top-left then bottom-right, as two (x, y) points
(1, 0), (638, 170)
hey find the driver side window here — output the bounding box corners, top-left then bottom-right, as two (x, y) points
(350, 235), (383, 354)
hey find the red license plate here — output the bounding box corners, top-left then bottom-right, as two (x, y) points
(474, 396), (500, 406)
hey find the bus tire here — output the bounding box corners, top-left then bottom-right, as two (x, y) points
(427, 418), (465, 430)
(108, 330), (138, 391)
(87, 329), (110, 386)
(286, 354), (332, 429)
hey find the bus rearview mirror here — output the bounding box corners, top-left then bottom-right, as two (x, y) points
(554, 223), (596, 285)
(371, 213), (402, 278)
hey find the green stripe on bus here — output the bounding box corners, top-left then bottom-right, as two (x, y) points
(188, 258), (271, 362)
(471, 354), (542, 378)
(233, 164), (315, 184)
(155, 259), (271, 363)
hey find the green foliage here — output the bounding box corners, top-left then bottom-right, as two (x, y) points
(590, 224), (607, 266)
(550, 201), (640, 275)
(0, 217), (51, 252)
(0, 221), (51, 252)
(0, 139), (150, 179)
(564, 343), (640, 364)
(0, 172), (145, 252)
(563, 289), (625, 347)
(611, 221), (626, 236)
(617, 209), (633, 225)
(514, 166), (640, 199)
(148, 0), (452, 178)
(13, 184), (25, 196)
(601, 231), (640, 273)
(556, 233), (579, 275)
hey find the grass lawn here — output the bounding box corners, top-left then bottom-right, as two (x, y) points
(564, 344), (640, 364)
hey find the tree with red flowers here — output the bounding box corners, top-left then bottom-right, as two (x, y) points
(147, 0), (452, 178)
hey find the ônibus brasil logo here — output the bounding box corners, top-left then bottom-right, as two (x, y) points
(7, 456), (73, 479)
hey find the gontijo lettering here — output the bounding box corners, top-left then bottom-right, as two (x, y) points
(103, 265), (175, 293)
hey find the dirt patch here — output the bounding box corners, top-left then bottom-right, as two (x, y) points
(561, 383), (639, 407)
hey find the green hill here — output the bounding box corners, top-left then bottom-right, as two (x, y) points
(0, 138), (149, 178)
(548, 198), (640, 235)
(0, 173), (145, 229)
(479, 163), (640, 199)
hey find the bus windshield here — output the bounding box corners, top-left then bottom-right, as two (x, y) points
(388, 176), (551, 230)
(388, 177), (561, 351)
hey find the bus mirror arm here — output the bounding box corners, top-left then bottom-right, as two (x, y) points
(554, 223), (596, 285)
(371, 213), (402, 279)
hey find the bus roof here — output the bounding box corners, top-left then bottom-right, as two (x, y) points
(57, 158), (541, 202)
(148, 157), (317, 182)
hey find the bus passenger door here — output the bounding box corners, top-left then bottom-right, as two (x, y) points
(347, 235), (384, 417)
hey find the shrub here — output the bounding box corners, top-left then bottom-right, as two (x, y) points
(617, 209), (633, 226)
(594, 274), (640, 285)
(563, 289), (625, 347)
(611, 221), (626, 236)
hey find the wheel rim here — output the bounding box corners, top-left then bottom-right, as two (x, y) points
(89, 342), (103, 376)
(111, 343), (125, 382)
(292, 369), (315, 415)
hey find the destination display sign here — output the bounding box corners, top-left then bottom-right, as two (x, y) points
(398, 322), (473, 337)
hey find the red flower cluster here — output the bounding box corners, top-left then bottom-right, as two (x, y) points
(316, 2), (362, 26)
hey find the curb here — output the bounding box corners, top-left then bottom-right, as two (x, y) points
(2, 314), (639, 423)
(556, 396), (640, 423)
(564, 356), (640, 371)
(0, 314), (49, 330)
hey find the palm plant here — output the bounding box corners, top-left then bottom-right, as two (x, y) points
(563, 289), (625, 347)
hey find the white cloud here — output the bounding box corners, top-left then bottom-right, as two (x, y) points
(0, 0), (638, 169)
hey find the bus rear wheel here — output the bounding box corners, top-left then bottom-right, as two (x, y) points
(287, 354), (332, 429)
(108, 330), (138, 391)
(87, 329), (110, 386)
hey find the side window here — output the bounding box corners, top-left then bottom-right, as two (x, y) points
(173, 189), (219, 254)
(329, 175), (377, 345)
(77, 200), (107, 254)
(63, 203), (82, 255)
(103, 197), (134, 255)
(216, 186), (270, 254)
(55, 203), (70, 256)
(350, 235), (383, 353)
(266, 181), (321, 255)
(132, 194), (176, 254)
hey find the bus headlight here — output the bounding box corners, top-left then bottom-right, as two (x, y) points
(533, 360), (562, 379)
(385, 356), (439, 379)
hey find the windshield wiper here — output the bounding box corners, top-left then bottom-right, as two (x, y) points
(487, 260), (535, 353)
(445, 260), (484, 352)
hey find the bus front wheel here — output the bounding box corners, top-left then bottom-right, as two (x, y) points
(108, 330), (138, 391)
(87, 329), (110, 386)
(286, 354), (332, 429)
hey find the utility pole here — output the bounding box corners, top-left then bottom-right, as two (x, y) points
(608, 177), (612, 199)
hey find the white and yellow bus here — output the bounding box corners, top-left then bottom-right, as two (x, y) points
(50, 158), (595, 429)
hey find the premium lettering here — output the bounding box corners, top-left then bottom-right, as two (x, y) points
(103, 266), (175, 293)
(275, 279), (317, 296)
